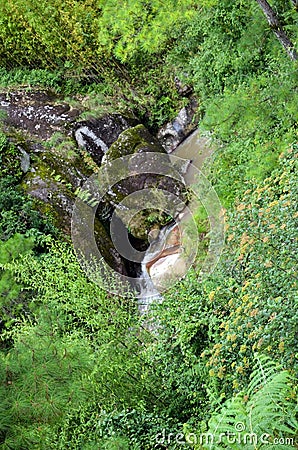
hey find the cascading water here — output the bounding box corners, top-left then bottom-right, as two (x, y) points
(137, 129), (213, 313)
(137, 223), (176, 314)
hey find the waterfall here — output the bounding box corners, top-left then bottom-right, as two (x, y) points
(136, 129), (213, 315)
(137, 265), (163, 315)
(137, 222), (177, 314)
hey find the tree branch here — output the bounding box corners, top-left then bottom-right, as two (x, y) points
(290, 0), (298, 11)
(255, 0), (298, 60)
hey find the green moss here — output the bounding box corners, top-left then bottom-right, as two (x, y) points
(105, 124), (165, 163)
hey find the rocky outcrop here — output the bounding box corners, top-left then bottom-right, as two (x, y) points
(101, 124), (187, 240)
(21, 148), (127, 275)
(73, 114), (139, 166)
(22, 149), (87, 228)
(0, 87), (196, 282)
(0, 89), (81, 140)
(157, 98), (198, 153)
(0, 88), (131, 274)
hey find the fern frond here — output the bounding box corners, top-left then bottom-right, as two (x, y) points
(204, 354), (298, 450)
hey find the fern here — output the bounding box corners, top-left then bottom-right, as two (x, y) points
(204, 355), (298, 449)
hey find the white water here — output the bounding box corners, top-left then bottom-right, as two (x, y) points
(137, 223), (176, 314)
(137, 129), (213, 313)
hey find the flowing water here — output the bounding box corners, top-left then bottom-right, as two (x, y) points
(138, 129), (213, 314)
(170, 129), (213, 184)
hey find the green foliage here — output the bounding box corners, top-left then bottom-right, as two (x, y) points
(203, 64), (298, 205)
(95, 408), (181, 450)
(0, 176), (57, 241)
(0, 0), (99, 69)
(147, 145), (298, 430)
(0, 242), (166, 448)
(0, 329), (96, 448)
(202, 147), (298, 391)
(48, 407), (181, 450)
(1, 1), (298, 448)
(0, 233), (35, 320)
(97, 0), (196, 63)
(0, 67), (86, 94)
(1, 0), (298, 131)
(0, 133), (22, 180)
(169, 0), (298, 97)
(203, 355), (298, 449)
(0, 169), (58, 337)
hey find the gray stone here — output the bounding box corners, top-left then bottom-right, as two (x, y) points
(157, 98), (198, 153)
(0, 89), (81, 140)
(101, 124), (187, 240)
(73, 114), (139, 166)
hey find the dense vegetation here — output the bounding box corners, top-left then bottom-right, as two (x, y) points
(0, 0), (297, 448)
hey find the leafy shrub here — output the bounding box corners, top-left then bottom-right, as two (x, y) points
(148, 145), (298, 428)
(202, 146), (298, 393)
(0, 132), (23, 180)
(0, 233), (35, 334)
(49, 407), (181, 450)
(202, 63), (298, 205)
(203, 355), (298, 449)
(0, 176), (57, 241)
(0, 242), (165, 448)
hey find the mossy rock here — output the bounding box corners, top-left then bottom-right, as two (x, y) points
(104, 124), (165, 163)
(20, 146), (92, 232)
(73, 113), (139, 166)
(102, 125), (186, 240)
(21, 149), (126, 273)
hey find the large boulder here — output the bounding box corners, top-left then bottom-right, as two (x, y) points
(101, 124), (187, 241)
(0, 88), (132, 275)
(73, 114), (139, 166)
(21, 147), (127, 275)
(0, 89), (81, 140)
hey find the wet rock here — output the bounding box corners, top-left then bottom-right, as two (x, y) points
(21, 150), (89, 232)
(149, 252), (186, 290)
(73, 114), (139, 166)
(19, 148), (30, 173)
(0, 88), (81, 140)
(141, 223), (186, 291)
(22, 151), (126, 274)
(103, 123), (165, 162)
(157, 98), (198, 153)
(145, 224), (181, 271)
(102, 124), (187, 240)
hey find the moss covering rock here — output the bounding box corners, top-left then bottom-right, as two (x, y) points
(102, 124), (187, 240)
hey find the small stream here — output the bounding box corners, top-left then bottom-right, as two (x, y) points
(170, 129), (213, 184)
(137, 129), (213, 313)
